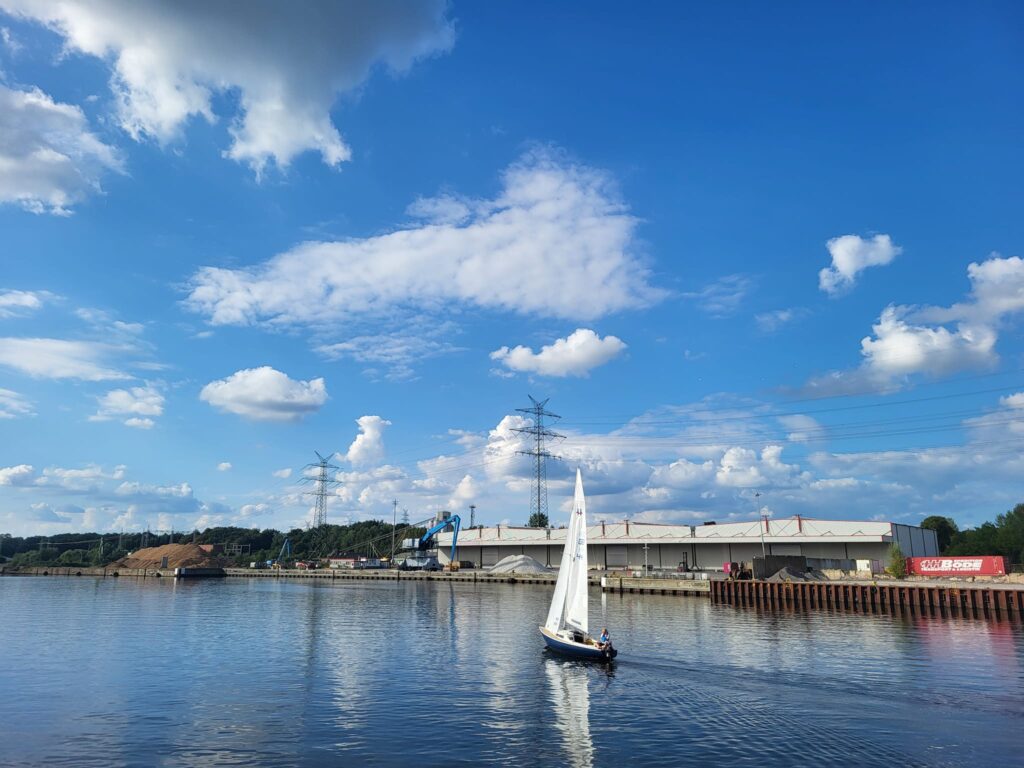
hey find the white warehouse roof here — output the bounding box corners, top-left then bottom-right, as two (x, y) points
(438, 516), (919, 546)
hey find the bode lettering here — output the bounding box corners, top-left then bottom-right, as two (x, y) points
(918, 559), (983, 572)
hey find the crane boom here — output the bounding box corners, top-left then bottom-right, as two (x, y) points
(419, 514), (461, 565)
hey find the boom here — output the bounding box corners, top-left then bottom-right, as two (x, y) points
(419, 514), (461, 565)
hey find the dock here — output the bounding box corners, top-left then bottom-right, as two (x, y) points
(712, 578), (1024, 618)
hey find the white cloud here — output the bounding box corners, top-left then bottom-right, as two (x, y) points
(345, 415), (391, 467)
(272, 468), (292, 479)
(2, 0), (454, 172)
(90, 384), (164, 427)
(806, 255), (1024, 394)
(490, 328), (626, 378)
(860, 306), (996, 379)
(186, 150), (662, 326)
(755, 307), (807, 333)
(217, 462), (232, 472)
(1, 25), (21, 53)
(0, 388), (33, 418)
(777, 414), (821, 443)
(819, 234), (901, 296)
(0, 464), (34, 486)
(317, 331), (463, 381)
(683, 274), (753, 317)
(0, 337), (129, 380)
(200, 366), (327, 422)
(0, 83), (123, 214)
(0, 289), (48, 317)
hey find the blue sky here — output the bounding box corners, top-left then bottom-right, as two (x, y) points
(2, 1), (1023, 537)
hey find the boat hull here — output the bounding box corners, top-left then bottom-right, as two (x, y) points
(539, 626), (617, 661)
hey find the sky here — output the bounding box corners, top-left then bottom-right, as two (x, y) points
(1, 1), (1024, 537)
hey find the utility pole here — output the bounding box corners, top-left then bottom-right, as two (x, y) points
(301, 451), (341, 558)
(513, 396), (564, 527)
(755, 491), (767, 560)
(643, 541), (650, 574)
(469, 504), (476, 529)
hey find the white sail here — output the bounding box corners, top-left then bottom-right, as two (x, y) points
(544, 469), (589, 634)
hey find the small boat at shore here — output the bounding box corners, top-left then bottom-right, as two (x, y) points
(539, 469), (617, 662)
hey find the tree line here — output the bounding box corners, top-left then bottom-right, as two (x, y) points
(921, 502), (1024, 563)
(0, 520), (426, 568)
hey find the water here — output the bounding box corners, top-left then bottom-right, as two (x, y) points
(1, 577), (1021, 767)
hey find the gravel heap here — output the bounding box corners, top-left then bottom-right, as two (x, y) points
(487, 554), (551, 574)
(114, 543), (228, 570)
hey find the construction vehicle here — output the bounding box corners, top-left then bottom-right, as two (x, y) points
(269, 537), (292, 569)
(401, 514), (460, 570)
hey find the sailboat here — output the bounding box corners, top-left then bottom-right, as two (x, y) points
(539, 469), (617, 661)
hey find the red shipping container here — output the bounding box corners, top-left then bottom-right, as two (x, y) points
(905, 556), (1008, 576)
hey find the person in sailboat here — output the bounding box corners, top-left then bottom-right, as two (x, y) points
(597, 627), (611, 652)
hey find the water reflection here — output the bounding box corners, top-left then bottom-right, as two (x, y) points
(544, 658), (594, 768)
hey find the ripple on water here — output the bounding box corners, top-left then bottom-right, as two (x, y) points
(0, 577), (1021, 767)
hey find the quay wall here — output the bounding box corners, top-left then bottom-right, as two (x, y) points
(712, 578), (1024, 618)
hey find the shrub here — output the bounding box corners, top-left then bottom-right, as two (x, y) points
(888, 543), (907, 579)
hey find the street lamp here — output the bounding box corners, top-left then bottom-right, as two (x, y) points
(755, 491), (766, 560)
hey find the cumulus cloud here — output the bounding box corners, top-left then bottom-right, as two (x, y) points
(683, 274), (753, 317)
(819, 234), (901, 296)
(345, 415), (391, 467)
(0, 83), (122, 214)
(1, 0), (453, 171)
(0, 464), (34, 486)
(200, 366), (327, 422)
(490, 328), (626, 378)
(90, 384), (164, 427)
(806, 255), (1024, 394)
(217, 462), (232, 472)
(0, 337), (129, 380)
(0, 388), (33, 419)
(186, 150), (661, 328)
(272, 468), (292, 479)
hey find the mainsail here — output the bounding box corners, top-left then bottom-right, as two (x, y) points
(544, 469), (589, 634)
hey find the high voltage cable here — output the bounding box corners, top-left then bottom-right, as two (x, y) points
(561, 383), (1024, 427)
(563, 366), (1024, 422)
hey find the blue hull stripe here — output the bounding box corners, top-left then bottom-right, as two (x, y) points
(541, 630), (608, 660)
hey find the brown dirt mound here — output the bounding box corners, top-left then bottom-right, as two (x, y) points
(114, 543), (228, 570)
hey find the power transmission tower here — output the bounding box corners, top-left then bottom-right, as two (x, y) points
(300, 451), (341, 558)
(513, 396), (563, 527)
(470, 504), (476, 529)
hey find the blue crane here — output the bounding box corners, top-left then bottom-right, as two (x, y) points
(418, 514), (461, 565)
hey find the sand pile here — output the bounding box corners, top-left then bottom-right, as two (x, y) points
(114, 543), (228, 570)
(488, 554), (550, 574)
(766, 565), (828, 582)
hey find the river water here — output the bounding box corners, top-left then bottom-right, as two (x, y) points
(0, 576), (1021, 767)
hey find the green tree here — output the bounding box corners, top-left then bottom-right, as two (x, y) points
(58, 549), (90, 566)
(888, 543), (907, 579)
(528, 512), (549, 528)
(920, 515), (959, 551)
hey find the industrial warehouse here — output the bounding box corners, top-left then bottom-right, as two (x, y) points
(436, 516), (939, 571)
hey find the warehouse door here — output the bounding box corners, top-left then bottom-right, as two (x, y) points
(605, 544), (627, 568)
(482, 548), (501, 566)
